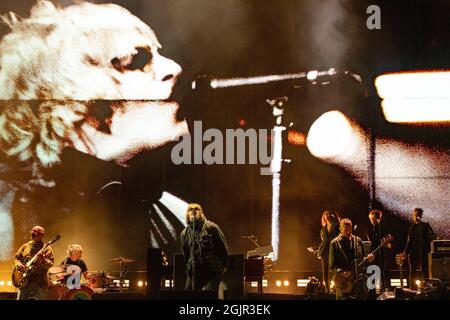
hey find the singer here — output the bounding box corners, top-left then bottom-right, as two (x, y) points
(180, 203), (229, 292)
(402, 208), (436, 289)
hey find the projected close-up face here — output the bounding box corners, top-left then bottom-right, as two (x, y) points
(0, 0), (188, 166)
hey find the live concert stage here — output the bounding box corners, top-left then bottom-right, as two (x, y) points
(0, 0), (448, 305)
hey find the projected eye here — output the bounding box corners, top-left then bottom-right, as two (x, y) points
(111, 47), (153, 72)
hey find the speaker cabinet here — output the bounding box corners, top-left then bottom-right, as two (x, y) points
(429, 253), (450, 282)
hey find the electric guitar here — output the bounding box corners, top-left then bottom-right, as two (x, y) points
(395, 252), (406, 288)
(12, 234), (61, 289)
(333, 234), (394, 294)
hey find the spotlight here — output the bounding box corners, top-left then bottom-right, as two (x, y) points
(0, 281), (4, 286)
(283, 280), (290, 287)
(306, 110), (357, 159)
(415, 280), (422, 287)
(7, 281), (12, 286)
(275, 280), (282, 287)
(137, 281), (144, 287)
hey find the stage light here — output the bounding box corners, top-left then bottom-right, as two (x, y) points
(0, 281), (4, 286)
(262, 279), (268, 287)
(375, 70), (450, 123)
(306, 110), (450, 237)
(306, 110), (358, 159)
(158, 191), (189, 227)
(7, 281), (12, 286)
(283, 280), (289, 287)
(275, 280), (282, 287)
(164, 280), (172, 288)
(137, 281), (144, 287)
(381, 98), (450, 123)
(375, 70), (449, 99)
(250, 282), (258, 288)
(415, 280), (421, 287)
(390, 279), (407, 287)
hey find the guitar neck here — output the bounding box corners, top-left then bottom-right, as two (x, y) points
(26, 244), (48, 267)
(357, 243), (384, 268)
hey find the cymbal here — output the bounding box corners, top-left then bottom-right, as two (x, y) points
(109, 257), (134, 264)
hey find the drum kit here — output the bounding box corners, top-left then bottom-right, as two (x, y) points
(47, 257), (135, 300)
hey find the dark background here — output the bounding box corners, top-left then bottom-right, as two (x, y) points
(0, 0), (448, 274)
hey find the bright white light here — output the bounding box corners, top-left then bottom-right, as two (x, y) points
(262, 279), (268, 287)
(415, 280), (421, 286)
(375, 70), (450, 123)
(275, 280), (282, 287)
(0, 281), (4, 286)
(7, 281), (12, 286)
(159, 191), (188, 227)
(307, 111), (356, 159)
(283, 280), (290, 287)
(306, 110), (450, 237)
(390, 279), (407, 286)
(307, 70), (318, 81)
(250, 282), (258, 288)
(375, 71), (450, 99)
(381, 98), (450, 123)
(137, 281), (144, 287)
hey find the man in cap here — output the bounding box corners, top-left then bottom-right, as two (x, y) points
(12, 226), (54, 300)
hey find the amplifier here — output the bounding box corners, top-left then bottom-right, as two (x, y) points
(431, 240), (450, 253)
(428, 253), (450, 282)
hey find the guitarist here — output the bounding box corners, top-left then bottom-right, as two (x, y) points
(12, 226), (54, 300)
(317, 210), (340, 293)
(329, 218), (374, 300)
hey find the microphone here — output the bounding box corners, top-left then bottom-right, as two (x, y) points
(191, 68), (362, 90)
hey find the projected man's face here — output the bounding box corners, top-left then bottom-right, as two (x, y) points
(64, 3), (189, 164)
(0, 1), (188, 167)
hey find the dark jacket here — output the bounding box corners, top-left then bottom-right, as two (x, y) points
(12, 240), (54, 287)
(404, 222), (436, 255)
(318, 222), (340, 259)
(329, 234), (365, 272)
(180, 218), (229, 275)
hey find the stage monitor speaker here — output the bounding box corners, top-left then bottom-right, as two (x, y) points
(147, 248), (162, 299)
(173, 253), (244, 299)
(428, 253), (450, 282)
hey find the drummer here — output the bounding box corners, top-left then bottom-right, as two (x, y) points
(59, 244), (89, 283)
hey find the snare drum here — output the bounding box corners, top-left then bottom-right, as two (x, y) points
(62, 285), (94, 300)
(88, 272), (109, 289)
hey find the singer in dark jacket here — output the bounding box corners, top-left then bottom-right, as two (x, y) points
(180, 203), (229, 290)
(403, 208), (436, 288)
